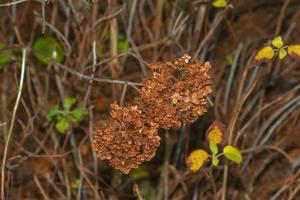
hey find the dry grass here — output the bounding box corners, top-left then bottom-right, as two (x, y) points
(0, 0), (300, 199)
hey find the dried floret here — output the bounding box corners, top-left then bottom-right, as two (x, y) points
(139, 57), (212, 128)
(92, 104), (160, 174)
(171, 61), (212, 123)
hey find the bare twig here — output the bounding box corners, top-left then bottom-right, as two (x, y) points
(242, 145), (292, 163)
(33, 175), (50, 200)
(133, 184), (144, 200)
(221, 67), (262, 200)
(0, 0), (43, 7)
(192, 8), (227, 61)
(90, 5), (124, 30)
(1, 48), (27, 200)
(275, 0), (291, 35)
(223, 43), (243, 113)
(84, 40), (97, 107)
(287, 182), (300, 200)
(120, 81), (128, 106)
(54, 62), (143, 87)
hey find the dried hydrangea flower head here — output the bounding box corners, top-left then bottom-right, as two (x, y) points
(92, 104), (160, 174)
(92, 55), (213, 174)
(139, 55), (212, 128)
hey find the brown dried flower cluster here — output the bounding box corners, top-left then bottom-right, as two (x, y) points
(92, 55), (213, 174)
(92, 104), (160, 174)
(139, 55), (212, 128)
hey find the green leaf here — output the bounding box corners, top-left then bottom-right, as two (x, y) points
(226, 53), (233, 65)
(212, 0), (228, 8)
(70, 107), (88, 122)
(63, 97), (77, 111)
(212, 156), (219, 167)
(130, 167), (150, 180)
(223, 145), (243, 164)
(209, 142), (218, 155)
(0, 43), (10, 70)
(118, 33), (129, 54)
(272, 36), (284, 49)
(55, 117), (69, 134)
(47, 105), (59, 121)
(33, 36), (64, 65)
(139, 180), (156, 200)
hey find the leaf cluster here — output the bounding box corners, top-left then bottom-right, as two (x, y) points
(254, 36), (300, 63)
(186, 121), (242, 173)
(47, 97), (88, 134)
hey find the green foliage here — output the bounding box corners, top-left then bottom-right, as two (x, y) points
(33, 36), (64, 65)
(130, 167), (150, 180)
(138, 181), (156, 200)
(47, 105), (59, 121)
(186, 121), (242, 172)
(63, 97), (77, 111)
(223, 145), (243, 164)
(226, 53), (233, 65)
(70, 108), (89, 123)
(47, 97), (88, 134)
(118, 33), (129, 54)
(55, 117), (70, 134)
(212, 156), (219, 166)
(0, 43), (10, 70)
(209, 142), (218, 155)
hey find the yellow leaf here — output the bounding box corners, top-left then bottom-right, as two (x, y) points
(186, 149), (208, 172)
(254, 46), (274, 63)
(223, 145), (242, 164)
(271, 36), (284, 48)
(207, 121), (224, 144)
(279, 49), (287, 60)
(287, 45), (300, 58)
(212, 0), (227, 8)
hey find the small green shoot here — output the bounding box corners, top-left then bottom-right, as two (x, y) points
(186, 121), (243, 172)
(47, 97), (88, 134)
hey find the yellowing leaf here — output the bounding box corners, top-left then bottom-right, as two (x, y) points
(212, 0), (227, 8)
(287, 45), (300, 58)
(207, 121), (224, 144)
(272, 36), (284, 48)
(279, 49), (287, 60)
(186, 149), (208, 172)
(223, 145), (242, 164)
(254, 46), (274, 63)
